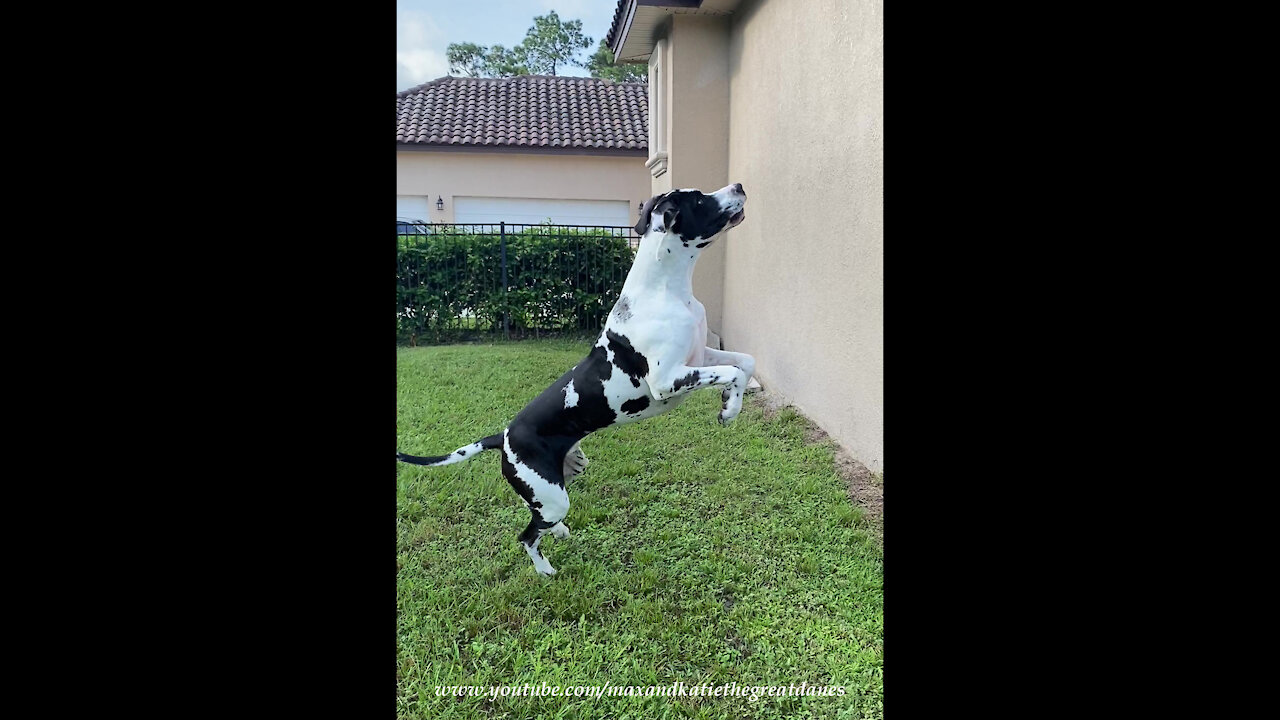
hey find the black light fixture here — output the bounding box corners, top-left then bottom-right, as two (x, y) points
(436, 196), (445, 211)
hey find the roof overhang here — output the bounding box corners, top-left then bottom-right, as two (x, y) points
(607, 0), (742, 63)
(396, 143), (648, 158)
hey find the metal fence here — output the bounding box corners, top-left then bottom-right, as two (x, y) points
(396, 222), (640, 345)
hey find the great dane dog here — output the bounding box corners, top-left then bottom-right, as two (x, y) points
(397, 184), (754, 575)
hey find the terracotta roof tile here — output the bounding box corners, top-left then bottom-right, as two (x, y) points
(396, 75), (647, 153)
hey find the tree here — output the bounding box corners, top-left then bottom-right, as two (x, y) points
(586, 39), (647, 82)
(484, 44), (528, 77)
(446, 42), (487, 77)
(516, 11), (591, 76)
(444, 11), (595, 79)
(447, 42), (528, 78)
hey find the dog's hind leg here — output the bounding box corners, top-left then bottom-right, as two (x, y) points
(501, 431), (571, 576)
(515, 484), (570, 575)
(517, 515), (561, 576)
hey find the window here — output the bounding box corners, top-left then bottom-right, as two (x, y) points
(646, 38), (669, 178)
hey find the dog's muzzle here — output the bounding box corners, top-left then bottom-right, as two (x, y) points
(722, 183), (747, 228)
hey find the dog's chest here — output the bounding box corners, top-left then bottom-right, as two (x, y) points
(686, 302), (708, 365)
(614, 296), (704, 360)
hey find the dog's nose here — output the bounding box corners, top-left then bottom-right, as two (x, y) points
(733, 183), (745, 196)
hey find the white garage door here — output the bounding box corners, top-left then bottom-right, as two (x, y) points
(454, 197), (632, 227)
(397, 195), (432, 221)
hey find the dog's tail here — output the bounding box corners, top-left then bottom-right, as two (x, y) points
(397, 433), (503, 467)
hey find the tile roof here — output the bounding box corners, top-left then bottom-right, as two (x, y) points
(396, 75), (647, 153)
(606, 0), (629, 51)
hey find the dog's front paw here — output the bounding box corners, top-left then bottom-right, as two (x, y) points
(719, 392), (742, 425)
(550, 522), (570, 540)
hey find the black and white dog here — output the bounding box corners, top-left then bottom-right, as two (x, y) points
(397, 184), (754, 575)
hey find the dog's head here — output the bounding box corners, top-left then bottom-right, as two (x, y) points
(634, 184), (747, 245)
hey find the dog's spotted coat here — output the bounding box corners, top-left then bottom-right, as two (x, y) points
(398, 184), (754, 575)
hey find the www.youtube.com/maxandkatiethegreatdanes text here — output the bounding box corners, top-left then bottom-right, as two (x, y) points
(435, 681), (847, 703)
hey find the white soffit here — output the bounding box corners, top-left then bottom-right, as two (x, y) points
(614, 0), (742, 63)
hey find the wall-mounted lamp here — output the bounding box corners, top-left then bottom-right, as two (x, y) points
(436, 196), (445, 211)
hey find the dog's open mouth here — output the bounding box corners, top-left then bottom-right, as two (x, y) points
(728, 210), (745, 228)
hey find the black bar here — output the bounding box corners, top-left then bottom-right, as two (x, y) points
(500, 222), (509, 341)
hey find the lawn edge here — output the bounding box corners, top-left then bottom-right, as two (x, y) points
(748, 391), (883, 545)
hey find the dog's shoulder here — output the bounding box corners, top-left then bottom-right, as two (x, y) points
(606, 299), (699, 354)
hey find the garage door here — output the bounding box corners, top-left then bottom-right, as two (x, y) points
(453, 197), (632, 227)
(397, 195), (432, 221)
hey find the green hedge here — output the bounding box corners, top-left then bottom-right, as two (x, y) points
(396, 226), (635, 345)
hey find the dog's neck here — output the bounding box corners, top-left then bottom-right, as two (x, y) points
(625, 228), (706, 297)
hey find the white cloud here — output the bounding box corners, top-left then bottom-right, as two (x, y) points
(397, 11), (449, 90)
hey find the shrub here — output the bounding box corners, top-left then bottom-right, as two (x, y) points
(396, 226), (635, 345)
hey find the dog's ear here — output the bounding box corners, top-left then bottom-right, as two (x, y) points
(661, 204), (680, 234)
(634, 194), (661, 236)
(635, 192), (678, 236)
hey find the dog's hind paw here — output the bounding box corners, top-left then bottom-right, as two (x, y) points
(563, 449), (590, 480)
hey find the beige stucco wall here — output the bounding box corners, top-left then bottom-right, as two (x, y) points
(649, 15), (732, 334)
(717, 0), (884, 470)
(396, 151), (650, 224)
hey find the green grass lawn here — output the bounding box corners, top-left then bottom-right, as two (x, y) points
(397, 340), (883, 720)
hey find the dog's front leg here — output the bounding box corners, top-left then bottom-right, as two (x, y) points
(700, 348), (756, 421)
(650, 363), (750, 425)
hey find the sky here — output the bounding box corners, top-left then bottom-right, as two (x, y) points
(396, 0), (622, 92)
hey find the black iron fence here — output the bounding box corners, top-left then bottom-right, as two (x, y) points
(396, 222), (640, 345)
